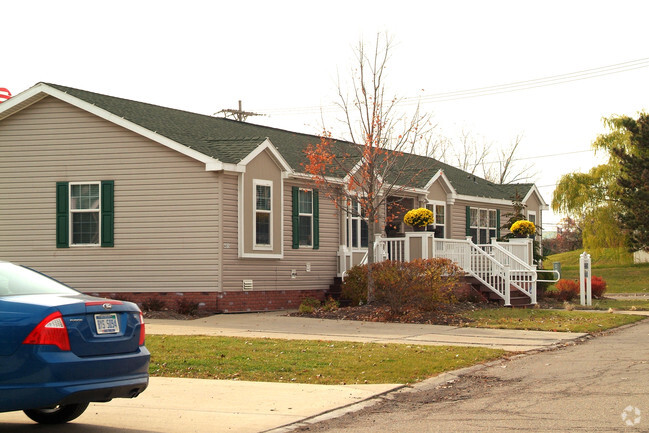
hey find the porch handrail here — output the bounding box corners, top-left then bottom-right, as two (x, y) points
(434, 237), (514, 305)
(482, 240), (537, 304)
(374, 235), (406, 262)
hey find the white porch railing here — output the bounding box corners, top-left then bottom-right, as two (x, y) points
(434, 237), (515, 305)
(480, 239), (537, 304)
(337, 233), (537, 306)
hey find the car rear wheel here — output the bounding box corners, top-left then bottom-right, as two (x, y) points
(23, 402), (90, 424)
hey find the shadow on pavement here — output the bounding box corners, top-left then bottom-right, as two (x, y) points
(0, 421), (156, 433)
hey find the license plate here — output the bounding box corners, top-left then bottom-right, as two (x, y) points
(95, 313), (120, 335)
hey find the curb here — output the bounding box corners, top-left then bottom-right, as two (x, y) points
(264, 318), (649, 432)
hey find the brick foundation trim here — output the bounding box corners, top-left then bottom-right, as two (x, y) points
(217, 289), (327, 313)
(86, 292), (220, 312)
(85, 289), (328, 314)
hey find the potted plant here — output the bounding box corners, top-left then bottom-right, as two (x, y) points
(403, 208), (434, 231)
(510, 220), (536, 238)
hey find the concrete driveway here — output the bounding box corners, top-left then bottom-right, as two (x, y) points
(0, 377), (401, 433)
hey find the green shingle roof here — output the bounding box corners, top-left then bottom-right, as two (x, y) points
(43, 83), (534, 201)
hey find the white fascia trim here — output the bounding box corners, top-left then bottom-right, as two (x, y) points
(14, 83), (229, 172)
(456, 194), (515, 206)
(239, 253), (284, 259)
(522, 184), (549, 210)
(239, 138), (293, 174)
(290, 172), (345, 185)
(206, 161), (245, 172)
(238, 173), (244, 257)
(0, 88), (48, 119)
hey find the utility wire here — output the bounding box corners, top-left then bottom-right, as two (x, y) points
(481, 149), (595, 166)
(257, 57), (649, 115)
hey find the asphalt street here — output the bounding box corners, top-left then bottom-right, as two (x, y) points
(289, 318), (649, 432)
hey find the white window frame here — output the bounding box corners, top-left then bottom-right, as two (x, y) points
(527, 210), (537, 225)
(69, 181), (101, 247)
(470, 207), (498, 244)
(253, 179), (273, 250)
(298, 188), (313, 248)
(346, 198), (368, 250)
(426, 200), (446, 238)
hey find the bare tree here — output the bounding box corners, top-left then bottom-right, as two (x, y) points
(483, 135), (535, 184)
(448, 130), (492, 175)
(441, 132), (535, 184)
(304, 34), (436, 302)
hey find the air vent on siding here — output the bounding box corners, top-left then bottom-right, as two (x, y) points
(242, 280), (253, 291)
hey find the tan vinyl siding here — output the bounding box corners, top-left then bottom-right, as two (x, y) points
(241, 150), (283, 256)
(426, 180), (448, 202)
(0, 96), (221, 293)
(221, 175), (338, 292)
(449, 199), (514, 240)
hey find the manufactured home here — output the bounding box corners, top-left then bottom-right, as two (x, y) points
(0, 83), (547, 311)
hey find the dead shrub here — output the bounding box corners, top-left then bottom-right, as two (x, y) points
(341, 259), (461, 315)
(142, 297), (166, 312)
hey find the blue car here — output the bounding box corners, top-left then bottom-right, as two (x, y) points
(0, 261), (150, 424)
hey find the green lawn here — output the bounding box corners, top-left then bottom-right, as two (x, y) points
(545, 248), (649, 293)
(554, 265), (649, 293)
(574, 298), (649, 311)
(146, 306), (648, 384)
(146, 335), (504, 385)
(461, 308), (644, 332)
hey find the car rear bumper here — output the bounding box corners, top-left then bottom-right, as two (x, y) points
(0, 346), (150, 413)
(1, 375), (149, 412)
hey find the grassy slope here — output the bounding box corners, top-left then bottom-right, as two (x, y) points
(544, 248), (649, 293)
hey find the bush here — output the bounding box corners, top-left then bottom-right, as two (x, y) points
(376, 258), (461, 314)
(142, 297), (166, 311)
(555, 279), (580, 302)
(176, 297), (199, 315)
(341, 265), (369, 305)
(590, 275), (607, 298)
(299, 297), (321, 313)
(341, 259), (461, 315)
(321, 297), (339, 312)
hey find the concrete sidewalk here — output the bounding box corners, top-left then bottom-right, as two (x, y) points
(0, 377), (401, 433)
(146, 311), (587, 352)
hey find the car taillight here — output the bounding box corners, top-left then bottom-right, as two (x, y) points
(23, 311), (71, 351)
(138, 312), (146, 346)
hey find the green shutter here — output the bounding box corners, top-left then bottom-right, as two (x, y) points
(101, 180), (114, 247)
(313, 189), (319, 250)
(465, 206), (471, 237)
(292, 187), (300, 249)
(56, 182), (69, 248)
(496, 209), (501, 239)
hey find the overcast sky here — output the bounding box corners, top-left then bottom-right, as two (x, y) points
(4, 0), (649, 229)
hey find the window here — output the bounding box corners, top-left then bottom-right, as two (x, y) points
(426, 202), (446, 238)
(56, 181), (114, 248)
(70, 183), (100, 244)
(298, 189), (313, 246)
(347, 198), (368, 249)
(467, 206), (499, 244)
(254, 181), (272, 247)
(292, 186), (319, 249)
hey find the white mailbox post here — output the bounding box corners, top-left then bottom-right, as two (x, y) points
(579, 252), (592, 306)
